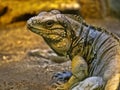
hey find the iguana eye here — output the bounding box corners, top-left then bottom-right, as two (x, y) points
(45, 20), (54, 28)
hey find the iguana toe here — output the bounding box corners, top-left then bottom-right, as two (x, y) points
(52, 71), (72, 83)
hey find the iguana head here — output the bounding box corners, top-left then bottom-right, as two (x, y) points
(27, 10), (82, 56)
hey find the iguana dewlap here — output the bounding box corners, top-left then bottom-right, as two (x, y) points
(27, 10), (120, 90)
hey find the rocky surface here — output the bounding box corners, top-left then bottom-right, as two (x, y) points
(0, 54), (71, 90)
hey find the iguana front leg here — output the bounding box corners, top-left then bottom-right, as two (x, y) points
(55, 55), (88, 90)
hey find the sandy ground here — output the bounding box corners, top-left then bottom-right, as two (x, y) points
(0, 18), (119, 90)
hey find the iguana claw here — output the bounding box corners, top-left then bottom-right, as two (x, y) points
(52, 71), (72, 83)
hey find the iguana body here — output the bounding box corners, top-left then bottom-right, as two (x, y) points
(27, 10), (120, 90)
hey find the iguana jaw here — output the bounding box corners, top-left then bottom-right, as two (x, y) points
(46, 37), (71, 56)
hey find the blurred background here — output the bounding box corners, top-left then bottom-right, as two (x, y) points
(0, 0), (120, 90)
(0, 0), (120, 24)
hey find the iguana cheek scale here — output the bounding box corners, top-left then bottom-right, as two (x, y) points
(27, 10), (120, 90)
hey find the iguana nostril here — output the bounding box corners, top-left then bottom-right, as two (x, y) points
(27, 19), (31, 25)
(27, 19), (33, 27)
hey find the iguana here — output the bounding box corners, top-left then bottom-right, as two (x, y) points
(27, 10), (120, 90)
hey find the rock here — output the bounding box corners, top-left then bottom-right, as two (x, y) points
(0, 0), (80, 25)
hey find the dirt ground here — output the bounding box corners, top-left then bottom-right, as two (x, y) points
(0, 17), (120, 90)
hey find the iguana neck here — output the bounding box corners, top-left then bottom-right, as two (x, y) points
(67, 24), (98, 60)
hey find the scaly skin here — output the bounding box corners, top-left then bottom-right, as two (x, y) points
(27, 10), (120, 90)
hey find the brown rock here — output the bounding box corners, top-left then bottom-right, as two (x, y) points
(0, 0), (80, 25)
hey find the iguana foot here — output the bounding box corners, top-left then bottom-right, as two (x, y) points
(51, 80), (70, 90)
(72, 77), (104, 90)
(52, 71), (72, 83)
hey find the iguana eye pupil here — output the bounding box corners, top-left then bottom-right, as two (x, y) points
(46, 20), (54, 27)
